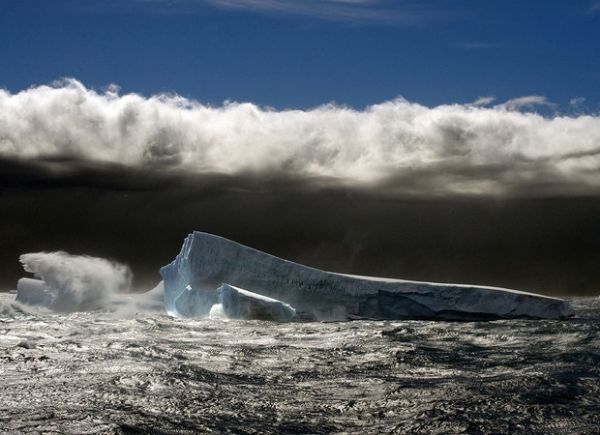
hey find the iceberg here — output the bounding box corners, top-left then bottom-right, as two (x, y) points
(14, 252), (164, 314)
(218, 283), (296, 321)
(16, 251), (132, 312)
(16, 278), (54, 307)
(160, 232), (574, 321)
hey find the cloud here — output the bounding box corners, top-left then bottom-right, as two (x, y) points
(471, 96), (496, 107)
(139, 0), (422, 24)
(2, 79), (600, 196)
(453, 42), (502, 50)
(497, 95), (556, 111)
(19, 251), (132, 312)
(589, 1), (600, 15)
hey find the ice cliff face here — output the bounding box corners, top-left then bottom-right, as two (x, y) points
(160, 232), (574, 320)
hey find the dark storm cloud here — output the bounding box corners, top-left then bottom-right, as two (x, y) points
(2, 81), (600, 297)
(2, 80), (600, 197)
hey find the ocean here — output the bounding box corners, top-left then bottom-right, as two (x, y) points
(1, 293), (599, 434)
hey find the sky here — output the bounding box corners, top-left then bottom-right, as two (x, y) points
(1, 0), (600, 296)
(1, 0), (600, 109)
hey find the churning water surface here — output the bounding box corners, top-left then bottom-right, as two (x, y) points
(1, 294), (599, 434)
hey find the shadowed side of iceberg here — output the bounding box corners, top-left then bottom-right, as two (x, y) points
(159, 232), (574, 321)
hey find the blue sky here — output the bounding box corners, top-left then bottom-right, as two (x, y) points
(1, 0), (600, 109)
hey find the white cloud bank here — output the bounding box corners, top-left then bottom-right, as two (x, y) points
(2, 79), (600, 195)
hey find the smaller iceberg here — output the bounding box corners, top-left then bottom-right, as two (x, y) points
(170, 285), (219, 318)
(218, 283), (296, 321)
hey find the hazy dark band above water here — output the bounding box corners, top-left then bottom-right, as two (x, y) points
(2, 161), (600, 297)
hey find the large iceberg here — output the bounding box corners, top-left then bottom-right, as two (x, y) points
(160, 232), (574, 320)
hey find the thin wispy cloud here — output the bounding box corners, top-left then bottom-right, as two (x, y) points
(588, 1), (600, 15)
(453, 41), (503, 50)
(2, 80), (600, 197)
(139, 0), (427, 24)
(498, 95), (555, 111)
(471, 96), (496, 107)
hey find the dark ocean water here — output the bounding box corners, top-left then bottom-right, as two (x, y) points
(1, 294), (599, 434)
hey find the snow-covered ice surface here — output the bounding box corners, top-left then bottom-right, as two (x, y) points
(161, 232), (573, 320)
(0, 292), (598, 434)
